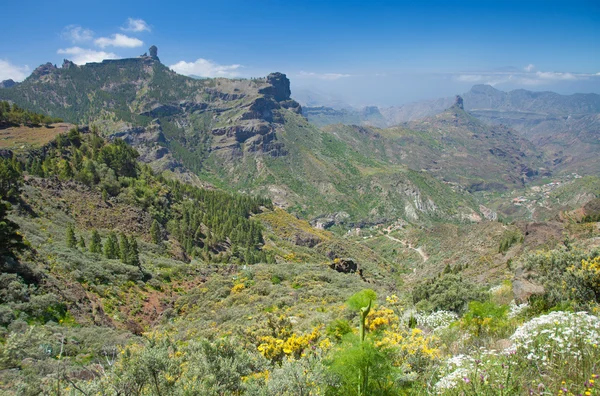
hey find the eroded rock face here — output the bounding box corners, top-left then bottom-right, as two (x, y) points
(32, 62), (57, 78)
(329, 258), (359, 274)
(454, 95), (464, 110)
(260, 72), (292, 102)
(0, 79), (17, 88)
(149, 45), (159, 61)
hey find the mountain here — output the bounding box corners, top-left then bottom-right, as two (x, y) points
(0, 48), (483, 226)
(324, 96), (547, 192)
(306, 85), (600, 177)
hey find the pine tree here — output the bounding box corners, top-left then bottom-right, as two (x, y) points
(119, 232), (130, 263)
(66, 224), (77, 248)
(0, 201), (26, 259)
(128, 236), (140, 267)
(150, 220), (161, 244)
(78, 235), (86, 250)
(90, 230), (102, 253)
(104, 232), (119, 259)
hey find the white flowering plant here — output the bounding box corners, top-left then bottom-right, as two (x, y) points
(433, 311), (600, 395)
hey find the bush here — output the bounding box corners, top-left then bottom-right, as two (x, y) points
(412, 274), (488, 314)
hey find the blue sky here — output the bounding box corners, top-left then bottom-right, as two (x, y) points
(1, 0), (599, 106)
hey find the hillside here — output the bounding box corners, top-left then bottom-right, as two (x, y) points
(1, 124), (599, 395)
(325, 97), (546, 192)
(0, 49), (487, 226)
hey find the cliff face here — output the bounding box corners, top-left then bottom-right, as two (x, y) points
(0, 47), (303, 163)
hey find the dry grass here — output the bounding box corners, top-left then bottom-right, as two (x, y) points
(0, 123), (74, 150)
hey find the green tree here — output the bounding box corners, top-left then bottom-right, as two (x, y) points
(119, 232), (130, 263)
(89, 230), (102, 253)
(66, 224), (77, 249)
(104, 232), (120, 259)
(78, 235), (86, 250)
(0, 158), (22, 202)
(150, 220), (162, 244)
(0, 201), (26, 260)
(128, 236), (140, 267)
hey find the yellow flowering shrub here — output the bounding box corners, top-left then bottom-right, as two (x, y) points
(231, 283), (245, 293)
(257, 326), (322, 362)
(366, 306), (398, 332)
(567, 256), (600, 303)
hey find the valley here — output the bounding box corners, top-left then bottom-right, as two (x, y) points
(0, 45), (599, 395)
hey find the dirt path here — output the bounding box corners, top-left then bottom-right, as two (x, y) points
(386, 235), (429, 262)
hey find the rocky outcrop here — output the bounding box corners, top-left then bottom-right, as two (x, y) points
(62, 59), (76, 69)
(260, 72), (292, 102)
(453, 95), (464, 110)
(0, 79), (17, 88)
(513, 268), (545, 303)
(329, 258), (359, 274)
(149, 45), (159, 61)
(31, 62), (57, 78)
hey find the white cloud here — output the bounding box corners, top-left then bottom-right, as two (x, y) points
(57, 47), (119, 65)
(0, 60), (30, 81)
(453, 68), (597, 87)
(298, 71), (352, 80)
(95, 34), (143, 48)
(535, 71), (577, 81)
(170, 58), (243, 78)
(122, 18), (151, 32)
(61, 25), (94, 43)
(524, 64), (535, 72)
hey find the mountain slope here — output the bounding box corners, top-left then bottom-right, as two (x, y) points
(325, 98), (546, 192)
(0, 49), (482, 225)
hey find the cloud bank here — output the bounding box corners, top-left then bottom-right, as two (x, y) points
(95, 34), (143, 49)
(122, 18), (151, 32)
(57, 47), (119, 65)
(61, 25), (94, 43)
(170, 58), (242, 78)
(0, 60), (30, 81)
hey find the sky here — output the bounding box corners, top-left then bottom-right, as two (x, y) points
(1, 0), (599, 106)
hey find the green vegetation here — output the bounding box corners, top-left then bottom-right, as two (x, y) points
(1, 68), (600, 395)
(0, 101), (62, 127)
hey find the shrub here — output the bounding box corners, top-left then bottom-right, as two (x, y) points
(412, 274), (488, 314)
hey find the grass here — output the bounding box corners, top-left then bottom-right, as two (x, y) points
(0, 123), (73, 151)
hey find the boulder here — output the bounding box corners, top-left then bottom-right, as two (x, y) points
(329, 258), (359, 274)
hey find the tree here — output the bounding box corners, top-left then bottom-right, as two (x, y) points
(150, 220), (162, 245)
(90, 230), (102, 253)
(66, 224), (77, 249)
(128, 236), (140, 267)
(119, 232), (130, 263)
(97, 138), (139, 178)
(0, 201), (26, 260)
(104, 232), (120, 259)
(0, 158), (22, 202)
(78, 235), (86, 250)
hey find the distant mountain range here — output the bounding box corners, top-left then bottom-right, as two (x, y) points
(302, 85), (600, 176)
(0, 49), (596, 224)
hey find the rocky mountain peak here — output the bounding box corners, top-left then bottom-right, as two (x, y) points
(0, 79), (17, 88)
(453, 95), (464, 110)
(149, 45), (159, 61)
(260, 72), (292, 102)
(32, 62), (57, 78)
(62, 59), (76, 69)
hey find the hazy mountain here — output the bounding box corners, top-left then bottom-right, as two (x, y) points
(0, 48), (483, 225)
(324, 97), (546, 192)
